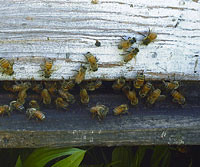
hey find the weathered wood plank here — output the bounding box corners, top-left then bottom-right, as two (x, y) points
(0, 0), (199, 80)
(0, 81), (199, 147)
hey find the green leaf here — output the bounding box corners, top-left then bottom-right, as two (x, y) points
(131, 146), (147, 167)
(151, 146), (170, 167)
(105, 161), (121, 167)
(52, 149), (86, 167)
(15, 156), (23, 167)
(112, 146), (133, 167)
(189, 160), (192, 167)
(161, 151), (171, 167)
(23, 147), (85, 167)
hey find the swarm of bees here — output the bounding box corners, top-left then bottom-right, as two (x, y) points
(0, 29), (187, 122)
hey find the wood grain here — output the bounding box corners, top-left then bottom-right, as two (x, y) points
(0, 81), (199, 147)
(0, 0), (199, 80)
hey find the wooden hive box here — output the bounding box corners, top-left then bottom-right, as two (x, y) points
(0, 0), (199, 148)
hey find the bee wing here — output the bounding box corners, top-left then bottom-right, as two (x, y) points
(53, 65), (61, 71)
(8, 59), (14, 65)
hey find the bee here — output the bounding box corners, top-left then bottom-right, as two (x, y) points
(146, 89), (161, 105)
(40, 58), (55, 78)
(41, 89), (51, 105)
(29, 100), (40, 110)
(26, 108), (45, 121)
(55, 97), (69, 110)
(44, 81), (57, 95)
(139, 82), (152, 98)
(171, 90), (185, 105)
(163, 80), (179, 90)
(58, 89), (75, 104)
(84, 80), (102, 91)
(176, 146), (188, 153)
(140, 29), (157, 45)
(0, 58), (14, 75)
(90, 104), (109, 121)
(60, 78), (75, 91)
(12, 81), (31, 92)
(113, 104), (129, 116)
(134, 71), (145, 89)
(3, 81), (14, 92)
(122, 48), (139, 63)
(80, 88), (89, 104)
(112, 77), (126, 91)
(91, 0), (98, 4)
(118, 37), (136, 50)
(122, 86), (138, 105)
(10, 100), (25, 112)
(17, 89), (28, 102)
(75, 65), (87, 84)
(0, 105), (11, 116)
(85, 52), (98, 72)
(32, 82), (43, 94)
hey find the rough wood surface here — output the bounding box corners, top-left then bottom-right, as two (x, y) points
(0, 0), (199, 80)
(0, 81), (199, 148)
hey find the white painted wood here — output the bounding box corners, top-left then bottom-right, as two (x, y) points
(0, 0), (199, 80)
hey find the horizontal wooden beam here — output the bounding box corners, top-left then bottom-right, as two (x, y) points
(0, 0), (199, 80)
(0, 81), (199, 147)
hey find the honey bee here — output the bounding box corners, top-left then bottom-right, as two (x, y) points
(112, 77), (126, 91)
(171, 90), (185, 105)
(146, 89), (161, 105)
(0, 58), (14, 75)
(32, 82), (43, 94)
(41, 89), (51, 105)
(40, 58), (55, 78)
(90, 104), (109, 121)
(12, 81), (31, 92)
(83, 80), (102, 91)
(139, 82), (152, 98)
(75, 65), (87, 84)
(58, 89), (75, 104)
(113, 104), (129, 116)
(55, 97), (69, 110)
(60, 78), (75, 91)
(44, 81), (57, 95)
(163, 80), (179, 90)
(80, 88), (89, 104)
(122, 48), (139, 63)
(91, 0), (98, 4)
(10, 100), (25, 112)
(118, 37), (136, 50)
(176, 146), (188, 153)
(122, 86), (138, 105)
(85, 52), (98, 72)
(134, 71), (145, 89)
(17, 89), (28, 103)
(0, 105), (11, 116)
(29, 100), (40, 110)
(26, 108), (45, 121)
(140, 29), (157, 45)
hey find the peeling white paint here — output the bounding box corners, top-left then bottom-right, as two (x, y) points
(0, 0), (199, 80)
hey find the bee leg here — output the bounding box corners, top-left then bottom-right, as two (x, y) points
(91, 113), (96, 119)
(7, 112), (10, 117)
(138, 31), (146, 37)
